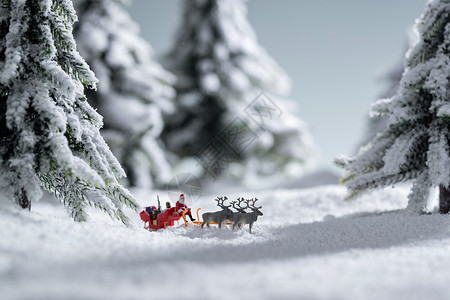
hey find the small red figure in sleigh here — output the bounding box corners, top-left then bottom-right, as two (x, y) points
(139, 194), (195, 231)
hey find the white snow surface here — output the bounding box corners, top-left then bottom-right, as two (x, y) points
(2, 184), (450, 300)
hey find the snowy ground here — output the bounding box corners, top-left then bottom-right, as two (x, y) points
(1, 183), (450, 300)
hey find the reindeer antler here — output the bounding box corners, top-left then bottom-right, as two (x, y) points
(215, 196), (230, 209)
(247, 197), (262, 210)
(231, 197), (249, 212)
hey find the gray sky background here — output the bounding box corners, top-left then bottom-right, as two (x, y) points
(127, 0), (426, 171)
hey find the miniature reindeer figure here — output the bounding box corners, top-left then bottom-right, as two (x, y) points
(201, 197), (234, 229)
(232, 198), (263, 234)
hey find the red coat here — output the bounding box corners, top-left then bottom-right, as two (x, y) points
(176, 201), (191, 215)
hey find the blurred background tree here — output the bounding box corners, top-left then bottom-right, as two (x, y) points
(162, 0), (317, 186)
(73, 0), (176, 189)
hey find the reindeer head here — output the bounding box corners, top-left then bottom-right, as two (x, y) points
(215, 196), (231, 211)
(247, 198), (263, 216)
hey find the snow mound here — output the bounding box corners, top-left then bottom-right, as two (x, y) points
(1, 185), (450, 300)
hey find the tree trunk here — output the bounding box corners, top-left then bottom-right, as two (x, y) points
(18, 188), (31, 211)
(439, 185), (450, 214)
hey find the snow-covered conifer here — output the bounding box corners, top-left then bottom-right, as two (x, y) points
(360, 55), (405, 147)
(0, 0), (138, 224)
(336, 0), (450, 213)
(163, 0), (316, 183)
(360, 28), (420, 148)
(73, 0), (175, 188)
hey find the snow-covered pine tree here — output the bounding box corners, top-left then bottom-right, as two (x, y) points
(162, 0), (316, 182)
(359, 27), (420, 148)
(73, 0), (175, 188)
(359, 54), (405, 147)
(0, 0), (138, 224)
(336, 0), (450, 214)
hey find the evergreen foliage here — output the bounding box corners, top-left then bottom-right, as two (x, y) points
(360, 28), (420, 149)
(0, 0), (138, 224)
(73, 0), (176, 188)
(336, 0), (450, 212)
(360, 52), (405, 148)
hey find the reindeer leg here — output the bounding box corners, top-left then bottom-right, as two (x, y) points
(201, 222), (205, 228)
(218, 220), (222, 229)
(249, 222), (252, 234)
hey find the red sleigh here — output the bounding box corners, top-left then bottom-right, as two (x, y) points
(140, 207), (234, 230)
(139, 207), (190, 231)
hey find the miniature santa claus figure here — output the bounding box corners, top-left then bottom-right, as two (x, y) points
(176, 194), (195, 222)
